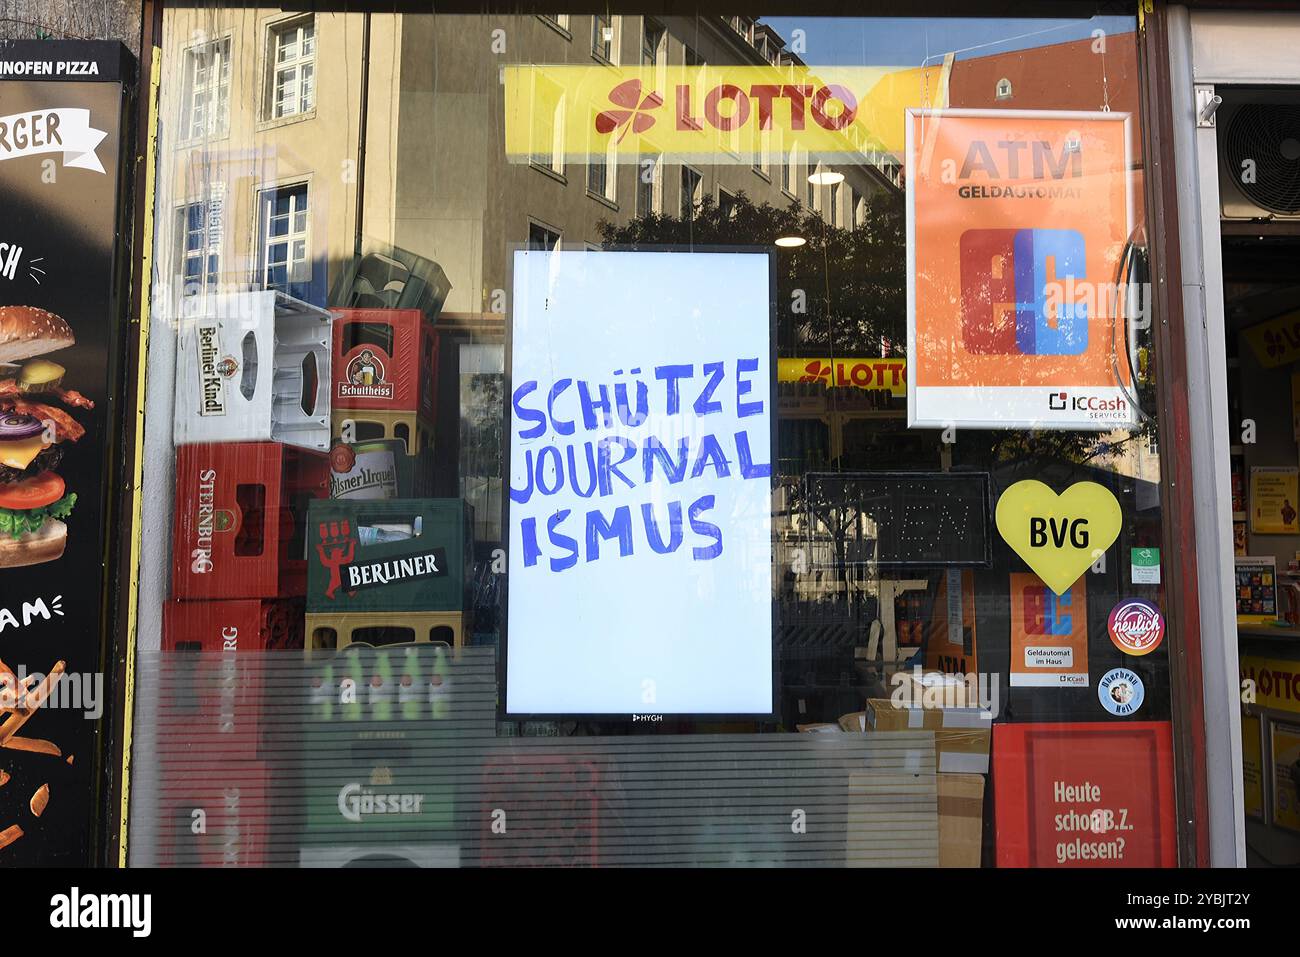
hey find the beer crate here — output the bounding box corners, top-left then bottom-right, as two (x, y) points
(155, 762), (272, 867)
(301, 641), (456, 722)
(305, 610), (466, 659)
(299, 720), (456, 841)
(160, 598), (305, 755)
(305, 498), (472, 613)
(479, 755), (600, 867)
(174, 291), (334, 452)
(172, 442), (329, 600)
(333, 408), (434, 457)
(332, 308), (438, 419)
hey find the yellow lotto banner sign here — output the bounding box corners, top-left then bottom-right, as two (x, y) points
(503, 63), (946, 163)
(775, 357), (907, 396)
(1241, 656), (1300, 715)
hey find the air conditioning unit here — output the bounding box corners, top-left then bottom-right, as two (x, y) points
(1218, 86), (1300, 221)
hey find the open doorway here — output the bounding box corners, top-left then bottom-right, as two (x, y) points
(1215, 82), (1300, 863)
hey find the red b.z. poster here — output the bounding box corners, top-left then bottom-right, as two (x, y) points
(993, 722), (1178, 867)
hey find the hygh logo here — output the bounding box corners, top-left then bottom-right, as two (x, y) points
(959, 227), (1087, 356)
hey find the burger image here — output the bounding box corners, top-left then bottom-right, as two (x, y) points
(0, 306), (93, 568)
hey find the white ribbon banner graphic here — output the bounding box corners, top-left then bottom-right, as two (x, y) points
(0, 108), (107, 173)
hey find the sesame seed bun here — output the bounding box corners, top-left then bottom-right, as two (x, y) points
(0, 307), (74, 365)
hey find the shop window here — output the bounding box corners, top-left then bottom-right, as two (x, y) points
(180, 36), (230, 141)
(267, 16), (316, 120)
(255, 182), (310, 298)
(135, 6), (1174, 872)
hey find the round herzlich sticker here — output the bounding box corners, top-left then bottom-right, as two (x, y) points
(1107, 598), (1165, 656)
(1098, 668), (1145, 716)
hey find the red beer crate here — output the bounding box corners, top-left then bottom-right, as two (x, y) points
(155, 762), (272, 867)
(172, 441), (329, 600)
(161, 598), (304, 755)
(332, 308), (438, 420)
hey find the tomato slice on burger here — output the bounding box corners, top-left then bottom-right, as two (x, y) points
(0, 471), (66, 510)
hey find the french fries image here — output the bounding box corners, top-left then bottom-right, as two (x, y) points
(0, 658), (67, 855)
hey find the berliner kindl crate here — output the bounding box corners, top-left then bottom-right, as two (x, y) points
(174, 291), (334, 451)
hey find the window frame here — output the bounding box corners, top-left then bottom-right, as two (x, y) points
(262, 14), (317, 126)
(178, 33), (232, 144)
(253, 180), (312, 299)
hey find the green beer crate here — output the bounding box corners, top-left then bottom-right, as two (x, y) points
(300, 720), (457, 840)
(307, 498), (472, 613)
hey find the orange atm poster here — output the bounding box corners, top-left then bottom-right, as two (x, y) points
(1009, 572), (1089, 688)
(994, 722), (1178, 867)
(906, 109), (1136, 430)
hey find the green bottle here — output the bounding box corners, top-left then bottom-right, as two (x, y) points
(398, 646), (422, 721)
(311, 664), (334, 721)
(341, 647), (364, 721)
(429, 645), (451, 720)
(369, 650), (395, 721)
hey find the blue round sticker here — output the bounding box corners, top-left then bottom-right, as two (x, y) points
(1098, 668), (1144, 716)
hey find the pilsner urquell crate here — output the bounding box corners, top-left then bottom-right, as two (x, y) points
(306, 498), (472, 613)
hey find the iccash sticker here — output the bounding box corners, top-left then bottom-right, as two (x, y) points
(1097, 668), (1144, 716)
(994, 480), (1122, 596)
(1107, 598), (1164, 657)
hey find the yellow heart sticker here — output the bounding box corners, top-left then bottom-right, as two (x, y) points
(995, 480), (1122, 596)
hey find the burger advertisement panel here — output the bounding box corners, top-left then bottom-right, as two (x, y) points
(0, 41), (133, 866)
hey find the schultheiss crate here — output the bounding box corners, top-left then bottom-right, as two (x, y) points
(174, 291), (334, 451)
(306, 498), (472, 613)
(172, 441), (330, 600)
(332, 308), (438, 420)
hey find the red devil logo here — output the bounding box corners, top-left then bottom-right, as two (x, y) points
(316, 520), (356, 600)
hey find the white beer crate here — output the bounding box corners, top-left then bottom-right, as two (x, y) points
(174, 291), (334, 450)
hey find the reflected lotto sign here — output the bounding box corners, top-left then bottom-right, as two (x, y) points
(906, 109), (1137, 430)
(993, 722), (1177, 867)
(506, 250), (773, 717)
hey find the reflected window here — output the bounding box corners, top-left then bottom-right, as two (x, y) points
(181, 37), (230, 140)
(176, 199), (220, 298)
(681, 165), (702, 219)
(637, 153), (661, 215)
(528, 221), (561, 251)
(592, 14), (618, 64)
(268, 16), (316, 119)
(256, 183), (310, 298)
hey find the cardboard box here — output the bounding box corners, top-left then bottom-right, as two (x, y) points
(174, 291), (333, 451)
(865, 698), (992, 774)
(172, 442), (329, 600)
(332, 308), (438, 420)
(306, 498), (472, 613)
(938, 772), (985, 867)
(894, 668), (982, 708)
